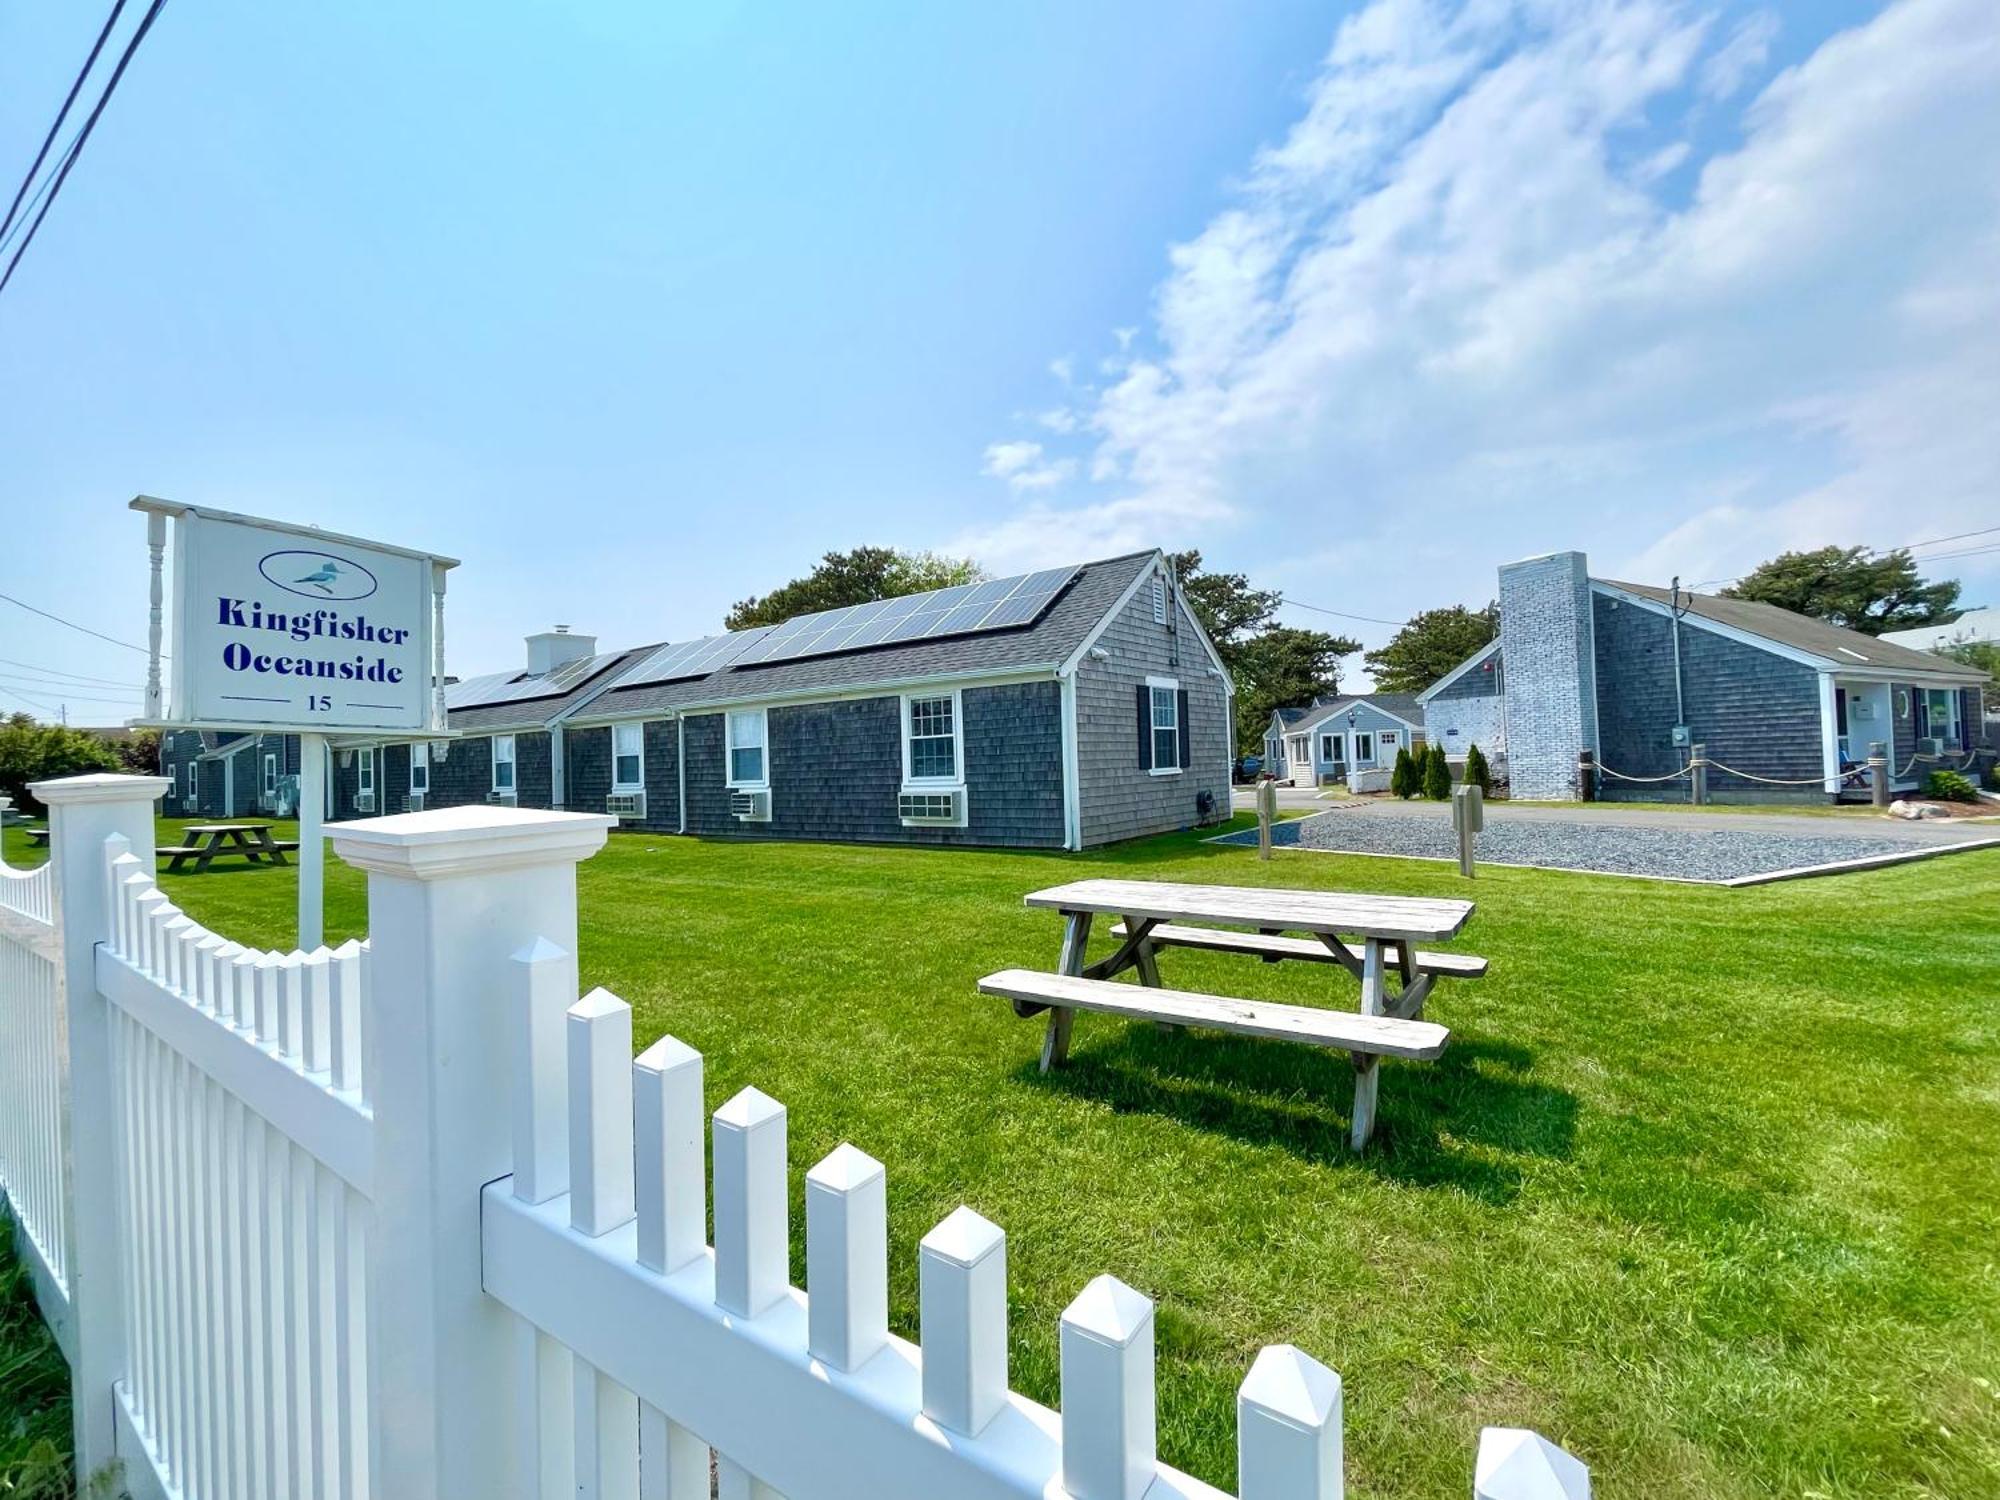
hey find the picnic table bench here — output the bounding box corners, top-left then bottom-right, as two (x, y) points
(977, 877), (1484, 1150)
(159, 823), (293, 874)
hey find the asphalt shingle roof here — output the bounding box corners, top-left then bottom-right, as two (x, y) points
(444, 646), (661, 732)
(567, 550), (1156, 720)
(1602, 581), (1986, 683)
(1288, 694), (1427, 733)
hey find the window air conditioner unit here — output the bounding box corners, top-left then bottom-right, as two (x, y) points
(407, 793), (426, 813)
(898, 788), (964, 826)
(1918, 736), (1944, 757)
(730, 788), (770, 823)
(606, 791), (646, 821)
(485, 789), (517, 806)
(354, 791), (375, 813)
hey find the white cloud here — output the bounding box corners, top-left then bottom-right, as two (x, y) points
(958, 0), (2000, 610)
(1036, 407), (1079, 434)
(1700, 11), (1778, 100)
(980, 439), (1076, 492)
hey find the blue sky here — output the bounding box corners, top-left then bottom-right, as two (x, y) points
(0, 0), (1993, 719)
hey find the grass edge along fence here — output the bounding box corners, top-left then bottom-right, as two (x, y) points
(1, 773), (1587, 1500)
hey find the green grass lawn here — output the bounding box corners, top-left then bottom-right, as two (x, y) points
(0, 1216), (71, 1498)
(6, 812), (2000, 1497)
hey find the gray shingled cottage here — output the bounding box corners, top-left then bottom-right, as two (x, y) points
(335, 550), (1232, 849)
(1420, 549), (1993, 802)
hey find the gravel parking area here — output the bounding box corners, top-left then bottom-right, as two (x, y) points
(1214, 809), (1999, 883)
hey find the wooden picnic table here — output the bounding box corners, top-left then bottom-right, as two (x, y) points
(981, 877), (1483, 1150)
(160, 823), (297, 874)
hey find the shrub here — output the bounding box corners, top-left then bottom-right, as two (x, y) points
(1422, 742), (1452, 800)
(1922, 768), (1979, 803)
(0, 712), (121, 817)
(1390, 746), (1418, 798)
(1463, 742), (1492, 795)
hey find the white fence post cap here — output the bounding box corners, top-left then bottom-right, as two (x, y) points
(1240, 1344), (1341, 1428)
(30, 771), (173, 804)
(920, 1205), (1004, 1268)
(1062, 1273), (1153, 1346)
(714, 1084), (785, 1131)
(328, 805), (614, 878)
(806, 1141), (883, 1192)
(1474, 1428), (1589, 1500)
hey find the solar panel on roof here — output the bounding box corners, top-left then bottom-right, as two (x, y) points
(446, 650), (625, 711)
(614, 628), (771, 690)
(729, 565), (1079, 669)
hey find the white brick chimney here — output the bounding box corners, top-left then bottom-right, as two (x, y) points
(526, 625), (596, 676)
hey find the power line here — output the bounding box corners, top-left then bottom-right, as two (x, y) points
(0, 132), (81, 260)
(0, 0), (129, 244)
(1882, 525), (2000, 556)
(1279, 597), (1408, 628)
(0, 0), (170, 300)
(0, 675), (140, 705)
(0, 655), (142, 688)
(0, 589), (151, 653)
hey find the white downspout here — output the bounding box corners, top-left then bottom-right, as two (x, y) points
(1059, 668), (1081, 851)
(677, 715), (688, 834)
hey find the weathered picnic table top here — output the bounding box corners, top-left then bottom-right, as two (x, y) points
(1022, 877), (1474, 941)
(184, 823), (275, 836)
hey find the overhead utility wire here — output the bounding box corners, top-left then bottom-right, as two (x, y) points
(0, 0), (129, 244)
(0, 655), (143, 688)
(0, 588), (152, 653)
(0, 0), (170, 299)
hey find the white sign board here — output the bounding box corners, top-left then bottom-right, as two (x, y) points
(153, 504), (452, 735)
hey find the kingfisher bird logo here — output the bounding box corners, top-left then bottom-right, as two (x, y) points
(259, 549), (379, 602)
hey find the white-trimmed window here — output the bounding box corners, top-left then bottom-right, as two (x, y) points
(612, 723), (644, 791)
(410, 742), (430, 794)
(357, 747), (375, 800)
(1148, 676), (1181, 774)
(262, 753), (277, 797)
(1152, 576), (1168, 624)
(1354, 731), (1375, 764)
(184, 763), (197, 803)
(903, 691), (962, 785)
(1924, 688), (1961, 744)
(1380, 730), (1398, 750)
(493, 734), (517, 793)
(1319, 732), (1339, 763)
(726, 709), (767, 788)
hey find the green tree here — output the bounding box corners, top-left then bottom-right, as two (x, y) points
(1363, 604), (1499, 693)
(0, 712), (121, 816)
(1720, 546), (1961, 635)
(1937, 639), (2000, 714)
(1389, 745), (1418, 798)
(725, 547), (983, 630)
(1167, 550), (1359, 749)
(1232, 627), (1359, 750)
(1463, 741), (1492, 795)
(116, 728), (162, 776)
(1422, 742), (1452, 800)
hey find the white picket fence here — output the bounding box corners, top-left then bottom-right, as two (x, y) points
(0, 774), (1588, 1500)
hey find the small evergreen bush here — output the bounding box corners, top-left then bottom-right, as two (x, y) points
(1390, 746), (1418, 798)
(1422, 742), (1452, 799)
(1463, 742), (1492, 795)
(1922, 768), (1978, 802)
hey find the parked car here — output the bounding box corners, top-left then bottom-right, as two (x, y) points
(1235, 754), (1263, 782)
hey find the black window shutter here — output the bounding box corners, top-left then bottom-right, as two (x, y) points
(1178, 689), (1192, 768)
(1136, 684), (1153, 770)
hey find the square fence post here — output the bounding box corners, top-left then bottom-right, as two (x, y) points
(328, 806), (613, 1500)
(33, 772), (171, 1487)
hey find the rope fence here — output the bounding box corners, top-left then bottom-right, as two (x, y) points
(1594, 745), (1991, 793)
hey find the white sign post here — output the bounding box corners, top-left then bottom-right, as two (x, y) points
(132, 497), (458, 948)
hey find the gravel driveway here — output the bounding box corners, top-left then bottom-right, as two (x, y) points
(1214, 807), (1999, 883)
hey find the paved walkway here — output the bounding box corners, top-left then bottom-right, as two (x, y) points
(1216, 795), (2000, 883)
